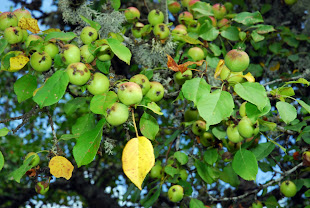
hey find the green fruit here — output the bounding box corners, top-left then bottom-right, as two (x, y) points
(87, 72), (110, 95)
(105, 102), (129, 126)
(117, 82), (143, 105)
(168, 185), (184, 202)
(219, 65), (243, 85)
(200, 132), (214, 147)
(97, 44), (114, 62)
(280, 180), (297, 197)
(80, 26), (98, 45)
(66, 62), (91, 85)
(150, 164), (162, 179)
(132, 22), (145, 38)
(178, 11), (194, 25)
(0, 12), (18, 31)
(184, 107), (199, 122)
(61, 44), (81, 65)
(227, 124), (244, 143)
(24, 152), (40, 168)
(44, 42), (59, 59)
(181, 0), (191, 7)
(174, 70), (193, 85)
(192, 120), (206, 136)
(145, 81), (165, 102)
(208, 16), (217, 27)
(25, 34), (43, 48)
(188, 47), (205, 61)
(30, 51), (52, 72)
(179, 169), (188, 181)
(21, 29), (28, 42)
(237, 116), (254, 138)
(124, 7), (140, 23)
(217, 18), (230, 29)
(129, 74), (150, 95)
(252, 200), (263, 208)
(4, 26), (23, 44)
(13, 8), (32, 20)
(212, 3), (227, 20)
(80, 45), (95, 63)
(224, 49), (250, 72)
(148, 10), (164, 25)
(187, 21), (201, 33)
(153, 23), (170, 40)
(239, 101), (247, 117)
(35, 181), (49, 195)
(168, 1), (181, 14)
(284, 0), (297, 5)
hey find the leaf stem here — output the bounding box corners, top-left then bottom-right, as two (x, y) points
(131, 108), (139, 138)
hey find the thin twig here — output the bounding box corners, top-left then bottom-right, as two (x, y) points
(263, 69), (310, 86)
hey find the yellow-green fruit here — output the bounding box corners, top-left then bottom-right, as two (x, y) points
(129, 74), (150, 95)
(224, 49), (250, 72)
(87, 72), (110, 95)
(24, 152), (40, 168)
(220, 65), (243, 84)
(105, 102), (129, 126)
(200, 132), (214, 147)
(280, 180), (297, 197)
(184, 107), (199, 122)
(35, 181), (49, 195)
(227, 124), (244, 143)
(174, 70), (193, 85)
(239, 101), (247, 117)
(168, 185), (184, 202)
(192, 120), (206, 136)
(150, 164), (162, 179)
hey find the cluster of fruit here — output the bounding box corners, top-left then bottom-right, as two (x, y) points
(125, 7), (170, 40)
(23, 152), (50, 195)
(150, 159), (188, 202)
(106, 75), (164, 126)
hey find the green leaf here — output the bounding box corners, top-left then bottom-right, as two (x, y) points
(254, 25), (275, 34)
(234, 82), (268, 111)
(297, 100), (310, 114)
(232, 149), (258, 181)
(13, 74), (37, 103)
(0, 39), (8, 55)
(189, 198), (205, 208)
(59, 134), (79, 140)
(64, 97), (87, 115)
(220, 26), (240, 41)
(90, 91), (118, 115)
(107, 38), (131, 65)
(72, 113), (96, 137)
(209, 43), (221, 56)
(285, 78), (310, 86)
(204, 148), (218, 165)
(195, 160), (214, 184)
(233, 11), (264, 26)
(73, 119), (105, 167)
(79, 15), (101, 30)
(258, 119), (277, 132)
(206, 55), (220, 68)
(276, 101), (297, 124)
(182, 78), (211, 105)
(138, 102), (163, 115)
(251, 142), (275, 161)
(139, 112), (159, 141)
(212, 127), (227, 139)
(251, 31), (265, 42)
(164, 165), (179, 177)
(245, 64), (263, 77)
(0, 151), (4, 171)
(140, 186), (161, 208)
(33, 70), (69, 108)
(164, 130), (181, 146)
(0, 127), (9, 137)
(44, 32), (77, 42)
(198, 90), (234, 128)
(246, 100), (271, 123)
(9, 155), (34, 183)
(96, 59), (110, 74)
(174, 151), (188, 165)
(199, 23), (219, 41)
(219, 163), (240, 187)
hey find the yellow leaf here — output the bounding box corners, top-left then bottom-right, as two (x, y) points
(270, 62), (280, 71)
(43, 28), (61, 34)
(48, 156), (74, 180)
(243, 72), (255, 82)
(18, 17), (40, 33)
(214, 59), (225, 79)
(9, 54), (29, 72)
(122, 136), (155, 190)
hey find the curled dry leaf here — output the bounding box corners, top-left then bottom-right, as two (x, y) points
(167, 55), (204, 74)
